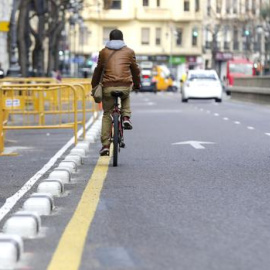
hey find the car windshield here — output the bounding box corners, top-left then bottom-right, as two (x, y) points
(229, 63), (253, 75)
(188, 74), (217, 81)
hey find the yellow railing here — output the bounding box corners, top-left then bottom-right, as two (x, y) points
(0, 81), (99, 156)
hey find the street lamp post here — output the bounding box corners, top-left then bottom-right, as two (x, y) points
(257, 23), (270, 75)
(7, 0), (21, 76)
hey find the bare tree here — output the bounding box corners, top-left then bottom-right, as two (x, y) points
(204, 0), (260, 70)
(17, 0), (32, 77)
(9, 0), (84, 77)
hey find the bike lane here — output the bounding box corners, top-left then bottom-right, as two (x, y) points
(78, 93), (270, 270)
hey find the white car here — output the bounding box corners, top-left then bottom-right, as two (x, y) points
(181, 70), (223, 103)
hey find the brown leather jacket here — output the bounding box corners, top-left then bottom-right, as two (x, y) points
(91, 45), (141, 89)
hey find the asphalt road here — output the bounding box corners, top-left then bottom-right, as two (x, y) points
(1, 92), (270, 270)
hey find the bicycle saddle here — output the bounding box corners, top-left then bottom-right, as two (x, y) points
(111, 91), (124, 97)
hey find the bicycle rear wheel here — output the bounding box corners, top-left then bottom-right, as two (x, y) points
(113, 112), (119, 167)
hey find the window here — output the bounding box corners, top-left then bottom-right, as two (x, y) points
(195, 0), (200, 11)
(104, 0), (121, 9)
(204, 26), (211, 48)
(207, 0), (211, 16)
(157, 0), (160, 7)
(252, 0), (256, 14)
(143, 0), (149, 6)
(233, 0), (237, 13)
(141, 28), (150, 45)
(192, 28), (198, 46)
(223, 26), (230, 50)
(226, 0), (231, 13)
(176, 29), (182, 46)
(155, 28), (161, 45)
(184, 0), (190, 11)
(79, 26), (89, 46)
(245, 0), (249, 12)
(111, 0), (121, 9)
(216, 0), (221, 13)
(103, 27), (115, 45)
(233, 27), (239, 50)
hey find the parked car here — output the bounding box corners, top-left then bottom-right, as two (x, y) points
(152, 65), (177, 92)
(140, 69), (157, 93)
(181, 70), (223, 103)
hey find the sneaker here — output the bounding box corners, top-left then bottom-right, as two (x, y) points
(122, 116), (133, 130)
(99, 145), (110, 156)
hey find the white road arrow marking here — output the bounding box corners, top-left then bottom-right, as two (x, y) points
(172, 141), (215, 149)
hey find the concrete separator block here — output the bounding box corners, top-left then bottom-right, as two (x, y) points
(76, 141), (90, 151)
(23, 193), (54, 215)
(58, 161), (77, 173)
(64, 155), (82, 166)
(48, 170), (70, 184)
(54, 166), (73, 176)
(70, 148), (86, 157)
(3, 211), (41, 238)
(0, 234), (23, 269)
(85, 135), (96, 143)
(37, 179), (64, 197)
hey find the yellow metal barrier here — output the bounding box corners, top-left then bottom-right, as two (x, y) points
(0, 83), (97, 155)
(0, 90), (4, 154)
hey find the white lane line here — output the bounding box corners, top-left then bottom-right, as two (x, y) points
(247, 126), (254, 130)
(265, 133), (270, 136)
(214, 113), (219, 116)
(223, 117), (229, 121)
(0, 115), (99, 222)
(234, 121), (241, 125)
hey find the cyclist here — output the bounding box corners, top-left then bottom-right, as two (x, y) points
(91, 29), (141, 156)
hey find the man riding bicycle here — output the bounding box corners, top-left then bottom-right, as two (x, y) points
(91, 29), (141, 156)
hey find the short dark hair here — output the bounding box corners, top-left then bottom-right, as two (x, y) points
(109, 29), (123, 41)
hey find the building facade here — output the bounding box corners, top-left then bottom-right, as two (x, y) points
(0, 0), (12, 74)
(203, 0), (267, 77)
(80, 0), (204, 80)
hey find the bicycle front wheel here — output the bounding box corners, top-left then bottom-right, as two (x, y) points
(113, 112), (119, 167)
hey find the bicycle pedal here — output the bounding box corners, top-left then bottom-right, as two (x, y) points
(120, 142), (125, 148)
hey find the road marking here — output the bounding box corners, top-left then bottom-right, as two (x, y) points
(265, 133), (270, 136)
(247, 126), (254, 130)
(234, 121), (241, 125)
(47, 155), (110, 270)
(172, 141), (215, 149)
(0, 116), (97, 222)
(214, 113), (219, 116)
(223, 117), (229, 120)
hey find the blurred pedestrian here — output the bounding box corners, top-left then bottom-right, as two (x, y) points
(52, 69), (62, 83)
(0, 63), (5, 79)
(56, 70), (62, 82)
(91, 29), (141, 156)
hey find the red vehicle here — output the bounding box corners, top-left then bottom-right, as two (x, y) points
(226, 58), (255, 87)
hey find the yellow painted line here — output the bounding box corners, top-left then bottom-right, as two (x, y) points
(47, 155), (111, 270)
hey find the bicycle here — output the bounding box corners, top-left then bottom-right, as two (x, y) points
(110, 91), (125, 167)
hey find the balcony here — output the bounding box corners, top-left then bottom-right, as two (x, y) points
(83, 4), (135, 21)
(136, 7), (172, 21)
